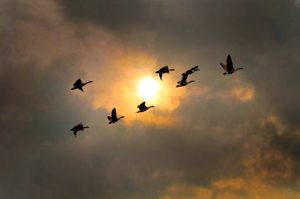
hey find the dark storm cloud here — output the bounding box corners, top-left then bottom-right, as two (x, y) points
(1, 0), (300, 198)
(58, 0), (300, 126)
(59, 0), (299, 192)
(58, 0), (300, 142)
(58, 0), (298, 52)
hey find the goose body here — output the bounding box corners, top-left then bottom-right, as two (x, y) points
(71, 78), (93, 92)
(176, 73), (195, 87)
(70, 123), (89, 137)
(107, 108), (124, 124)
(137, 102), (155, 113)
(156, 65), (175, 80)
(220, 55), (243, 75)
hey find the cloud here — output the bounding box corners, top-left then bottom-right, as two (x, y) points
(163, 183), (212, 199)
(163, 176), (300, 199)
(1, 0), (300, 198)
(1, 0), (188, 128)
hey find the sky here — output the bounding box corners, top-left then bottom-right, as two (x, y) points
(0, 0), (300, 198)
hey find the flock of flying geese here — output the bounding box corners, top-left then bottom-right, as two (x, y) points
(70, 54), (244, 136)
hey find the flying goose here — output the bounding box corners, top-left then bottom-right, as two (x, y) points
(176, 73), (195, 87)
(107, 108), (125, 124)
(220, 55), (243, 75)
(137, 102), (155, 113)
(71, 78), (93, 92)
(70, 123), (89, 137)
(156, 65), (175, 80)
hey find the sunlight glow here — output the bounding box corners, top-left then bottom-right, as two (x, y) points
(137, 77), (160, 101)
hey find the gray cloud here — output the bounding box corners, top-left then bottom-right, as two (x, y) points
(0, 0), (300, 198)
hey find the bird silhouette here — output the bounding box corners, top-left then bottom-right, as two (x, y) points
(182, 66), (199, 76)
(156, 65), (175, 80)
(107, 108), (125, 124)
(137, 102), (155, 113)
(176, 73), (195, 87)
(220, 55), (243, 75)
(71, 78), (93, 92)
(70, 123), (89, 137)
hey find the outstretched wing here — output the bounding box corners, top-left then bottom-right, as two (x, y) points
(185, 66), (199, 75)
(156, 66), (168, 73)
(185, 68), (193, 75)
(138, 101), (146, 109)
(111, 108), (117, 120)
(72, 124), (80, 130)
(159, 73), (163, 80)
(226, 55), (234, 71)
(191, 66), (198, 71)
(160, 65), (169, 72)
(220, 62), (227, 71)
(73, 78), (82, 87)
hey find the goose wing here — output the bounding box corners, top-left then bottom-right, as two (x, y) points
(185, 66), (198, 75)
(191, 66), (198, 71)
(160, 66), (169, 73)
(111, 108), (117, 120)
(185, 68), (193, 75)
(156, 66), (168, 73)
(72, 123), (82, 131)
(73, 79), (82, 87)
(226, 55), (234, 71)
(159, 73), (163, 80)
(138, 102), (146, 109)
(220, 62), (227, 71)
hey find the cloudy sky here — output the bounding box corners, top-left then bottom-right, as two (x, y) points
(1, 0), (300, 198)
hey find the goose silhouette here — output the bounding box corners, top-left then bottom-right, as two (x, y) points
(156, 65), (175, 80)
(220, 55), (243, 75)
(70, 123), (89, 137)
(71, 78), (93, 92)
(176, 73), (195, 87)
(137, 102), (155, 113)
(107, 108), (125, 124)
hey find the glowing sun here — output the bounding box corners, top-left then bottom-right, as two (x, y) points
(137, 77), (160, 101)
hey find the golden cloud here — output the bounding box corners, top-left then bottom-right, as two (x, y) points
(162, 183), (212, 199)
(231, 86), (254, 102)
(162, 176), (300, 199)
(217, 76), (255, 103)
(262, 114), (286, 135)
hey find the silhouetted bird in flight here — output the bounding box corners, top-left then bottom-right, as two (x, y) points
(176, 73), (195, 87)
(220, 55), (243, 75)
(156, 65), (175, 80)
(70, 123), (89, 137)
(137, 102), (155, 113)
(71, 78), (93, 92)
(182, 66), (199, 76)
(107, 108), (125, 124)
